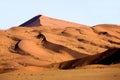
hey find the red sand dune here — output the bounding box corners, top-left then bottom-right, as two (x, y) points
(0, 15), (120, 74)
(20, 15), (89, 28)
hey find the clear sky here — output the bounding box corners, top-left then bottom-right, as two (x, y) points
(0, 0), (120, 29)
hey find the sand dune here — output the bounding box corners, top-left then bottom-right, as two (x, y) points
(20, 15), (89, 28)
(0, 15), (120, 79)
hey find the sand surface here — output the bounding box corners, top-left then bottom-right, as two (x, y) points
(0, 15), (120, 80)
(0, 67), (120, 80)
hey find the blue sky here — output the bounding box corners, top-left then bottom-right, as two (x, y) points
(0, 0), (120, 29)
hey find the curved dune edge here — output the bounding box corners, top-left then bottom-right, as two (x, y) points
(0, 15), (120, 73)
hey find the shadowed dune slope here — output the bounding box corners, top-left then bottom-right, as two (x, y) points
(54, 48), (120, 69)
(0, 15), (120, 73)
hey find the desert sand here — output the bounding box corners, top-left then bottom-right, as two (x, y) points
(0, 67), (120, 80)
(0, 15), (120, 80)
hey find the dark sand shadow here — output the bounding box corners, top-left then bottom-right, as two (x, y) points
(20, 15), (42, 27)
(43, 41), (89, 58)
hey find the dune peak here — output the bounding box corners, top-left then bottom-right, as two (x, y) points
(19, 15), (89, 28)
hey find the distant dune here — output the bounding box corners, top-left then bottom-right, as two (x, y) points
(0, 15), (120, 80)
(20, 15), (89, 28)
